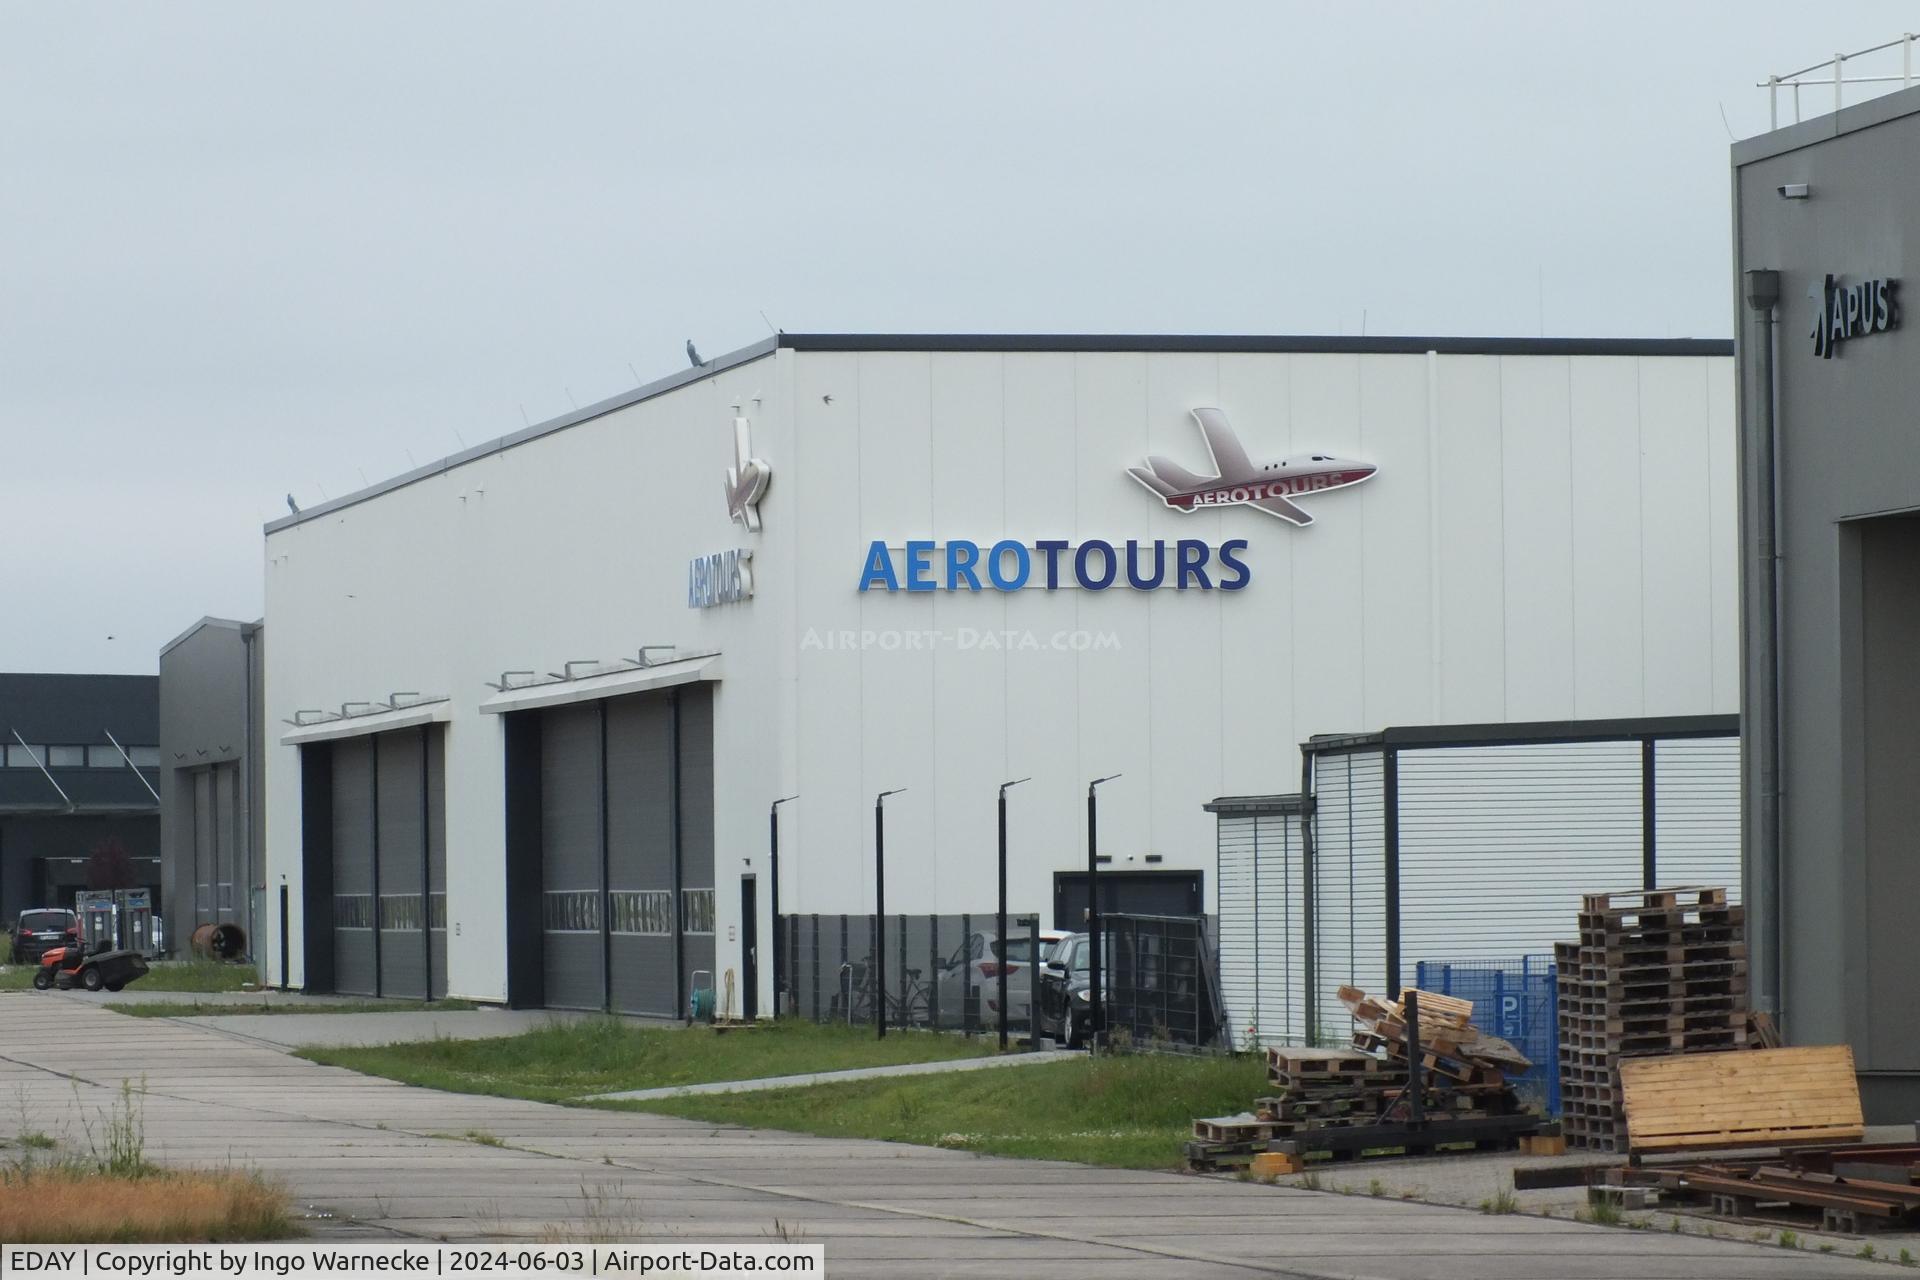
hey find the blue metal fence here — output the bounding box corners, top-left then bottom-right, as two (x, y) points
(1413, 956), (1559, 1115)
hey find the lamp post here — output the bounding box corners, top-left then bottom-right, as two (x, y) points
(874, 788), (906, 1039)
(1086, 773), (1121, 1051)
(997, 777), (1031, 1050)
(769, 795), (797, 1017)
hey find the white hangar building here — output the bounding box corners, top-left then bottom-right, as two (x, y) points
(261, 333), (1738, 1017)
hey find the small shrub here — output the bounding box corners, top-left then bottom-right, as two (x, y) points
(1777, 1229), (1799, 1249)
(1858, 1244), (1877, 1260)
(1480, 1187), (1518, 1215)
(1901, 1247), (1914, 1266)
(1582, 1196), (1623, 1226)
(1819, 1243), (1835, 1253)
(1368, 1178), (1385, 1197)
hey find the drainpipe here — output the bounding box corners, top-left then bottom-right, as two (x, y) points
(1743, 268), (1785, 1033)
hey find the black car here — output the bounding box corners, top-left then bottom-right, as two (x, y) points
(1037, 932), (1106, 1048)
(11, 909), (80, 964)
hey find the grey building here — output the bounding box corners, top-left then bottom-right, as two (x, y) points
(0, 673), (161, 926)
(1734, 87), (1920, 1119)
(159, 618), (264, 958)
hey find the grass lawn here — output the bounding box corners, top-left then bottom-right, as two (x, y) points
(601, 1050), (1267, 1170)
(107, 998), (479, 1018)
(298, 1017), (996, 1103)
(0, 960), (259, 993)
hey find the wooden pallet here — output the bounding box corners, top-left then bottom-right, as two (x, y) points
(1618, 1045), (1864, 1154)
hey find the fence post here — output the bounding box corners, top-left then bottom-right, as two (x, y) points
(961, 912), (973, 1032)
(1494, 967), (1506, 1042)
(929, 915), (941, 1029)
(1027, 914), (1040, 1051)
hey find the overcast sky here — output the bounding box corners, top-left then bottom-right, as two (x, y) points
(3, 3), (1911, 674)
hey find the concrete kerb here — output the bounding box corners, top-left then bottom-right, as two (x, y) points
(587, 1048), (1084, 1101)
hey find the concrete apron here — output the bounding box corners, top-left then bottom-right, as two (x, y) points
(0, 995), (1888, 1280)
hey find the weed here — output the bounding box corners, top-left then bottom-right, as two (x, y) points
(531, 1182), (645, 1244)
(1819, 1243), (1835, 1254)
(463, 1130), (504, 1148)
(12, 1133), (55, 1151)
(1858, 1244), (1877, 1260)
(1582, 1196), (1623, 1227)
(1901, 1247), (1915, 1266)
(1368, 1178), (1385, 1197)
(1777, 1229), (1799, 1249)
(1480, 1187), (1518, 1215)
(1298, 1171), (1323, 1191)
(1669, 1218), (1682, 1232)
(767, 1219), (807, 1244)
(73, 1080), (148, 1178)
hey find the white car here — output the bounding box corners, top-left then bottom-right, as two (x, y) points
(935, 928), (1070, 1032)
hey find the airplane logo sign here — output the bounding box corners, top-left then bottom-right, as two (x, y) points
(1127, 408), (1377, 526)
(724, 416), (771, 531)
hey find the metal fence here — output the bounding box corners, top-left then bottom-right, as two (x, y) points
(1413, 956), (1559, 1114)
(780, 912), (1046, 1039)
(1103, 913), (1229, 1049)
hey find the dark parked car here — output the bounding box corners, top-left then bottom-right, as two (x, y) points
(1038, 932), (1107, 1048)
(11, 909), (80, 964)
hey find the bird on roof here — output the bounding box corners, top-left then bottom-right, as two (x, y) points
(286, 494), (300, 514)
(686, 339), (705, 369)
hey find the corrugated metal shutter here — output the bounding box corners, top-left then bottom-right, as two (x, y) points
(1396, 741), (1643, 989)
(1217, 816), (1257, 1043)
(1653, 736), (1741, 902)
(606, 694), (676, 1017)
(677, 687), (716, 1006)
(192, 770), (213, 924)
(213, 765), (238, 922)
(1216, 814), (1309, 1048)
(330, 738), (377, 997)
(376, 729), (427, 1000)
(1313, 752), (1387, 1043)
(427, 728), (447, 999)
(542, 703), (605, 1011)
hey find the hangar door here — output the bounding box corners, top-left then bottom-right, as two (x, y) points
(187, 763), (241, 933)
(520, 685), (714, 1016)
(308, 727), (446, 999)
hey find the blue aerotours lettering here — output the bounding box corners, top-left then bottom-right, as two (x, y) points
(1217, 539), (1251, 591)
(1035, 540), (1070, 590)
(904, 540), (936, 592)
(946, 539), (982, 591)
(987, 539), (1030, 590)
(856, 540), (1253, 592)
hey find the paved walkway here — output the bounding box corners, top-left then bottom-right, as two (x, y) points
(589, 1048), (1082, 1100)
(0, 994), (1889, 1279)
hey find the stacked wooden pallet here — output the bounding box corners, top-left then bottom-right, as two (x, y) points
(1556, 886), (1750, 1152)
(1186, 988), (1542, 1172)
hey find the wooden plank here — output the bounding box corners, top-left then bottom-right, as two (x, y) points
(1620, 1045), (1863, 1154)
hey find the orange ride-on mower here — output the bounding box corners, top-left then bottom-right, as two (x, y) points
(32, 940), (150, 993)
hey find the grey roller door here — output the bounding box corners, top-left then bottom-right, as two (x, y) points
(1311, 751), (1387, 1042)
(607, 695), (676, 1017)
(1396, 741), (1643, 990)
(331, 738), (377, 996)
(377, 730), (428, 1000)
(192, 770), (213, 928)
(677, 687), (716, 1008)
(1217, 813), (1306, 1048)
(428, 728), (447, 999)
(1652, 737), (1742, 902)
(542, 703), (605, 1011)
(213, 765), (239, 924)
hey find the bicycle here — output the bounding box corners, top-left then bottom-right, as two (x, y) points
(834, 960), (932, 1027)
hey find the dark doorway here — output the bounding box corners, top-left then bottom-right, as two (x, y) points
(1053, 870), (1203, 930)
(740, 875), (758, 1020)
